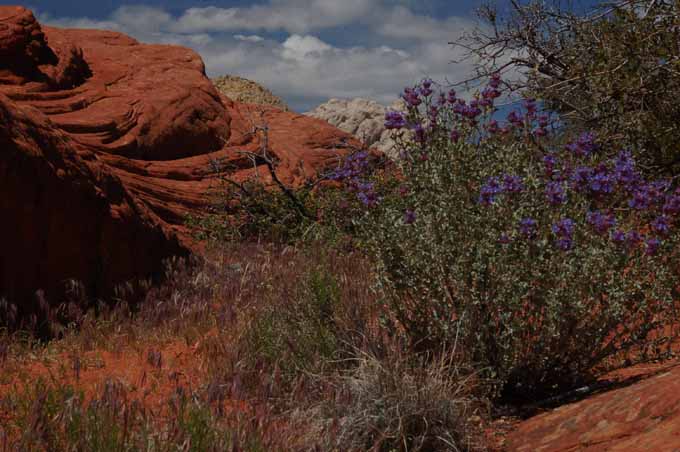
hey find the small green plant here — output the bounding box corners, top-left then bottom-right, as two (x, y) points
(241, 265), (342, 381)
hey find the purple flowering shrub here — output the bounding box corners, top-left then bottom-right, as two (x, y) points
(359, 77), (680, 399)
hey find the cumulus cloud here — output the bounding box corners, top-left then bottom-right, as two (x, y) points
(172, 0), (376, 34)
(39, 1), (482, 112)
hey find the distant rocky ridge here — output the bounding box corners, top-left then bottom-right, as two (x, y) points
(305, 98), (407, 157)
(212, 75), (290, 111)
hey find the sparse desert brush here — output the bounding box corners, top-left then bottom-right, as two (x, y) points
(307, 347), (487, 452)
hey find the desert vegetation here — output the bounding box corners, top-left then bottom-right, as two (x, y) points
(2, 0), (680, 451)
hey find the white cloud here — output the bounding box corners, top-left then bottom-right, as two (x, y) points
(38, 1), (481, 112)
(172, 0), (375, 34)
(377, 6), (473, 41)
(234, 34), (265, 43)
(281, 34), (332, 61)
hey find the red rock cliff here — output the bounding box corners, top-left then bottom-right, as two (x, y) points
(0, 6), (358, 314)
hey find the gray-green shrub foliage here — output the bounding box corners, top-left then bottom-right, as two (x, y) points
(353, 80), (680, 399)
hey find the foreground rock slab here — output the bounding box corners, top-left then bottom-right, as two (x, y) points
(505, 364), (680, 451)
(0, 6), (357, 313)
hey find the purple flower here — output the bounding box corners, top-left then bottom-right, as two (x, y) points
(628, 182), (668, 210)
(502, 174), (524, 193)
(404, 209), (417, 225)
(613, 151), (639, 188)
(566, 132), (598, 157)
(450, 129), (460, 143)
(545, 181), (567, 205)
(519, 218), (538, 239)
(533, 127), (547, 137)
(523, 98), (537, 116)
(420, 78), (433, 97)
(570, 166), (593, 191)
(589, 166), (614, 195)
(651, 215), (671, 236)
(487, 120), (499, 134)
(482, 87), (501, 100)
(538, 114), (549, 128)
(478, 98), (493, 108)
(507, 110), (523, 126)
(447, 89), (457, 104)
(645, 238), (661, 256)
(330, 151), (369, 181)
(462, 105), (482, 119)
(356, 181), (378, 207)
(552, 218), (575, 238)
(611, 229), (626, 244)
(551, 217), (576, 251)
(402, 87), (421, 107)
(556, 238), (574, 251)
(453, 99), (466, 115)
(479, 177), (503, 205)
(489, 73), (502, 89)
(543, 155), (559, 177)
(412, 124), (427, 143)
(629, 186), (652, 210)
(663, 190), (680, 215)
(586, 210), (616, 235)
(384, 111), (407, 130)
(626, 231), (642, 247)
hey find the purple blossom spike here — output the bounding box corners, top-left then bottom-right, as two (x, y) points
(651, 215), (671, 236)
(479, 177), (503, 205)
(402, 87), (421, 107)
(384, 111), (407, 130)
(545, 181), (567, 205)
(519, 218), (538, 239)
(663, 190), (680, 215)
(404, 209), (417, 225)
(645, 238), (661, 256)
(502, 175), (524, 193)
(543, 155), (558, 178)
(489, 72), (502, 88)
(570, 166), (593, 191)
(586, 210), (616, 235)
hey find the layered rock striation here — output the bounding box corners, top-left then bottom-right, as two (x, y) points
(0, 6), (357, 314)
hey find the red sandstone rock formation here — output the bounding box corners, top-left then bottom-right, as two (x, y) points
(504, 364), (680, 451)
(0, 6), (357, 312)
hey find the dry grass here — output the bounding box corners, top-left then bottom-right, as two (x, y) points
(0, 242), (488, 451)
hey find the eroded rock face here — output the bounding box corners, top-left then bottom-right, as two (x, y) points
(0, 6), (357, 313)
(305, 98), (407, 157)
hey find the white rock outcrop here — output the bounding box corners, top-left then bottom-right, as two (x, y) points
(305, 98), (407, 158)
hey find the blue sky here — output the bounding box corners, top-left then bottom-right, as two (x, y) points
(30, 0), (598, 111)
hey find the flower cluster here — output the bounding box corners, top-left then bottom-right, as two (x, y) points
(330, 151), (379, 207)
(385, 75), (506, 143)
(552, 218), (575, 250)
(480, 124), (678, 254)
(377, 74), (680, 256)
